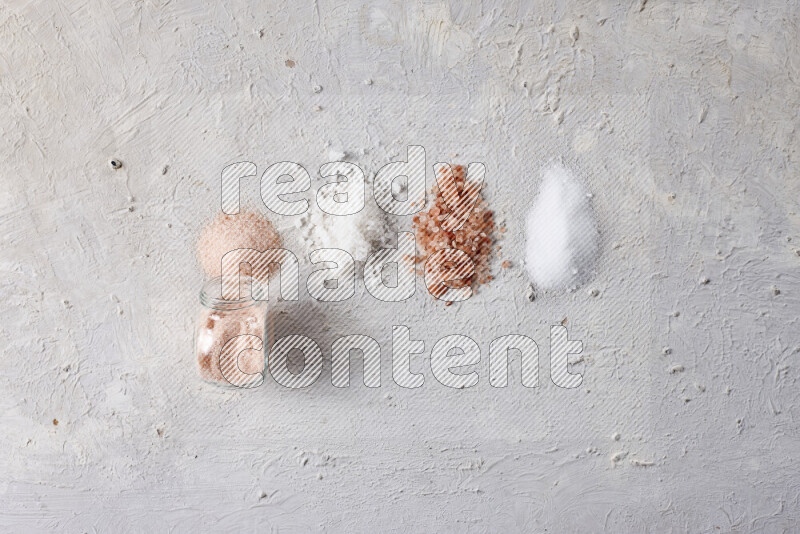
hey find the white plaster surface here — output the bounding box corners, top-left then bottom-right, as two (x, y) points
(1, 1), (799, 532)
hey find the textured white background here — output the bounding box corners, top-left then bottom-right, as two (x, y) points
(1, 0), (799, 532)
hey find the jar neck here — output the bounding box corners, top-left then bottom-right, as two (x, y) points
(200, 276), (259, 311)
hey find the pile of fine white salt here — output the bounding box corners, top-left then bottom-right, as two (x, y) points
(525, 163), (599, 291)
(297, 171), (389, 264)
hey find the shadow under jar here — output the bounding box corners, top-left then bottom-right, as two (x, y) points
(195, 276), (267, 388)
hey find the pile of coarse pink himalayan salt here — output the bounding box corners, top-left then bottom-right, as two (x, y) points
(412, 164), (506, 302)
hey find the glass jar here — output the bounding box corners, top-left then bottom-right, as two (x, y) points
(195, 276), (268, 388)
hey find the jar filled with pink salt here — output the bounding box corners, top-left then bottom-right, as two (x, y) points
(195, 276), (267, 388)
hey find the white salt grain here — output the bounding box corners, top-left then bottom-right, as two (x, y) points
(328, 149), (347, 161)
(525, 163), (599, 291)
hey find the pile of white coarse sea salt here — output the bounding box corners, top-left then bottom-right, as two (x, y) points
(525, 162), (599, 292)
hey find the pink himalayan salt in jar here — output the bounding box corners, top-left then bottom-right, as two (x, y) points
(195, 277), (268, 387)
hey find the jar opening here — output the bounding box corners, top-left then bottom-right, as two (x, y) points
(199, 276), (265, 310)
